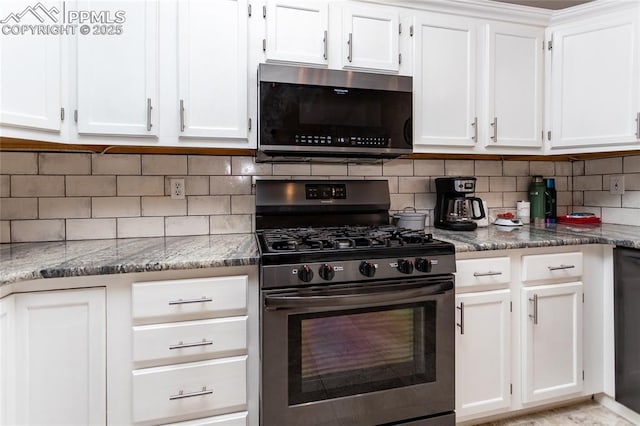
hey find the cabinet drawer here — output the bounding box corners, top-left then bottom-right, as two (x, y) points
(132, 356), (247, 424)
(456, 257), (511, 287)
(133, 317), (247, 366)
(132, 276), (247, 322)
(165, 412), (247, 426)
(521, 252), (583, 282)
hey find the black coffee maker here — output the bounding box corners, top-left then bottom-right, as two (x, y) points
(434, 177), (486, 231)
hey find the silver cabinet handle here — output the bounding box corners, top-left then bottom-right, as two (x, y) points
(347, 32), (353, 62)
(471, 117), (478, 142)
(490, 117), (498, 142)
(323, 30), (328, 60)
(169, 387), (213, 401)
(473, 271), (502, 277)
(146, 98), (152, 131)
(168, 297), (212, 306)
(179, 99), (185, 132)
(456, 302), (464, 335)
(548, 264), (575, 271)
(529, 293), (538, 325)
(169, 339), (213, 350)
(636, 112), (639, 138)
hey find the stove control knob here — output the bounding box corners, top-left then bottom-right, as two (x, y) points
(319, 264), (335, 281)
(359, 261), (376, 278)
(298, 265), (314, 282)
(415, 257), (432, 273)
(397, 259), (414, 274)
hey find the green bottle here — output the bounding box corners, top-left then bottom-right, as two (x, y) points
(528, 175), (545, 225)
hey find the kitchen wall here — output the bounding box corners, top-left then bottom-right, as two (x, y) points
(1, 151), (636, 243)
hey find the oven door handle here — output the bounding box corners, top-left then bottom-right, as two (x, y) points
(264, 284), (450, 311)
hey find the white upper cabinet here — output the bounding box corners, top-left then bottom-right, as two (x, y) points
(340, 4), (400, 72)
(76, 0), (158, 136)
(549, 9), (640, 150)
(0, 0), (62, 132)
(413, 13), (479, 148)
(178, 0), (248, 140)
(485, 22), (544, 149)
(264, 0), (328, 66)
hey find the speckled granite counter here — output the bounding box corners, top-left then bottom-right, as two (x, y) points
(0, 234), (259, 286)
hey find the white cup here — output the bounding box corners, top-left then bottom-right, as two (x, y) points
(517, 201), (530, 224)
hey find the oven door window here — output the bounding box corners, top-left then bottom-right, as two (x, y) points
(287, 302), (436, 405)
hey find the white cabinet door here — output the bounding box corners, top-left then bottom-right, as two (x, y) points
(413, 13), (478, 148)
(341, 4), (400, 72)
(178, 0), (248, 140)
(13, 288), (106, 425)
(76, 0), (158, 136)
(456, 290), (511, 418)
(486, 22), (544, 148)
(549, 11), (640, 149)
(0, 0), (62, 131)
(265, 0), (328, 66)
(521, 282), (583, 403)
(0, 296), (15, 425)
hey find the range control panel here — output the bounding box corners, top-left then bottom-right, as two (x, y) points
(295, 135), (389, 147)
(305, 184), (347, 200)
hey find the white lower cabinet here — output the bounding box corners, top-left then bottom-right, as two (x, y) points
(455, 290), (511, 418)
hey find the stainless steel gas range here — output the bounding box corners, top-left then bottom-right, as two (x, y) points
(256, 180), (456, 426)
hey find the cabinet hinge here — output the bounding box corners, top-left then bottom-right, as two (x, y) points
(510, 383), (513, 395)
(547, 39), (553, 50)
(60, 107), (64, 122)
(262, 39), (266, 52)
(399, 23), (402, 35)
(410, 25), (414, 37)
(74, 110), (78, 123)
(263, 5), (266, 18)
(547, 131), (551, 141)
(248, 4), (251, 17)
(248, 117), (252, 131)
(399, 53), (402, 65)
(510, 302), (512, 312)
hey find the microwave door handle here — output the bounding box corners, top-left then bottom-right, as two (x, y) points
(264, 284), (450, 311)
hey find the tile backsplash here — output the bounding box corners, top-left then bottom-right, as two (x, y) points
(0, 152), (638, 243)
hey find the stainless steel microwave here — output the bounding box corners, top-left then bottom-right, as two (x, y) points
(258, 64), (412, 162)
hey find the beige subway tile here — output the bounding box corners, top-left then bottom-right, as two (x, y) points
(92, 197), (140, 218)
(11, 176), (64, 197)
(415, 193), (436, 210)
(0, 152), (38, 174)
(529, 161), (554, 176)
(516, 176), (531, 192)
(348, 163), (382, 176)
(557, 191), (572, 207)
(330, 176), (363, 181)
(585, 157), (622, 175)
(231, 195), (255, 214)
(0, 176), (9, 197)
(142, 155), (187, 175)
(414, 159), (444, 176)
(188, 156), (231, 175)
(166, 216), (209, 236)
(573, 191), (584, 206)
(66, 176), (116, 196)
(117, 176), (164, 196)
(39, 197), (91, 219)
(584, 191), (621, 207)
(573, 161), (585, 176)
(503, 161), (529, 176)
(557, 206), (569, 216)
(503, 192), (528, 208)
(444, 160), (473, 176)
(311, 164), (348, 176)
(232, 156), (272, 176)
(141, 197), (187, 216)
(573, 175), (602, 191)
(11, 220), (65, 242)
(164, 176), (209, 196)
(555, 161), (573, 176)
(39, 153), (90, 175)
(624, 155), (640, 173)
(210, 215), (252, 234)
(188, 196), (230, 215)
(626, 173), (640, 190)
(476, 192), (502, 208)
(601, 208), (640, 226)
(490, 177), (517, 192)
(372, 176), (398, 194)
(383, 159), (413, 176)
(622, 191), (640, 208)
(0, 221), (9, 243)
(210, 176), (252, 195)
(555, 176), (568, 191)
(92, 154), (141, 175)
(273, 163), (311, 176)
(583, 206), (602, 217)
(390, 193), (414, 211)
(475, 176), (489, 193)
(66, 218), (116, 240)
(117, 217), (164, 238)
(398, 177), (429, 194)
(475, 160), (502, 176)
(0, 198), (37, 220)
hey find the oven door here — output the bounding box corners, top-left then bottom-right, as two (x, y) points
(261, 277), (454, 426)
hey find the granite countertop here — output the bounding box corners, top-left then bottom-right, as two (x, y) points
(1, 224), (639, 286)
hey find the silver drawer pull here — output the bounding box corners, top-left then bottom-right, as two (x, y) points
(456, 302), (464, 335)
(168, 297), (213, 306)
(169, 387), (212, 401)
(169, 339), (213, 350)
(547, 264), (575, 271)
(529, 294), (538, 325)
(473, 271), (503, 277)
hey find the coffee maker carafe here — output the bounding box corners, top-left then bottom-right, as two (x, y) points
(435, 177), (486, 231)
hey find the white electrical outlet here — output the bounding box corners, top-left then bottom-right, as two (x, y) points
(170, 178), (185, 199)
(610, 175), (625, 195)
